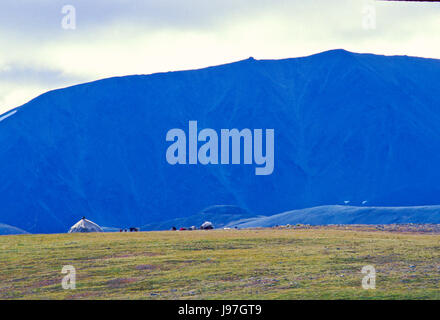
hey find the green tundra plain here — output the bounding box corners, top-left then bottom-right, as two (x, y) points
(0, 226), (439, 299)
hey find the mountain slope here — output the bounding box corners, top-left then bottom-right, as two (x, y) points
(1, 49), (440, 233)
(141, 205), (254, 230)
(0, 223), (29, 235)
(226, 205), (440, 228)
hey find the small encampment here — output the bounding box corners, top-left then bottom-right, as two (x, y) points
(68, 217), (103, 233)
(200, 221), (214, 230)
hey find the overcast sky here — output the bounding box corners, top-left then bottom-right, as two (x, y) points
(1, 0), (440, 114)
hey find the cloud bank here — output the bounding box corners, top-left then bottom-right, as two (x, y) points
(1, 0), (440, 113)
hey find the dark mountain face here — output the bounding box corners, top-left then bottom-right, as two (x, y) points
(1, 49), (440, 233)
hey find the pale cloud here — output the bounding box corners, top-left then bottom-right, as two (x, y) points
(1, 0), (440, 114)
(0, 84), (45, 114)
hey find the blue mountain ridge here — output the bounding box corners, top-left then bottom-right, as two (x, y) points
(1, 49), (440, 233)
(224, 205), (440, 228)
(0, 223), (29, 235)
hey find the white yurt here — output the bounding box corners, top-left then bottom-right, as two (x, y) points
(68, 217), (103, 233)
(200, 221), (214, 230)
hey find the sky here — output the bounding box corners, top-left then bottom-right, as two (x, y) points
(1, 0), (440, 114)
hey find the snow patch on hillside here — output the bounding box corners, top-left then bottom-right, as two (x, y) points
(0, 110), (17, 122)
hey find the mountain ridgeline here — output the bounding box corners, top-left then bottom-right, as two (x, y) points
(1, 49), (440, 233)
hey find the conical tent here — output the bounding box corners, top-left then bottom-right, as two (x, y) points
(68, 217), (103, 233)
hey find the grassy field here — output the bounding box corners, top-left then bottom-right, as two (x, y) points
(0, 226), (439, 300)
